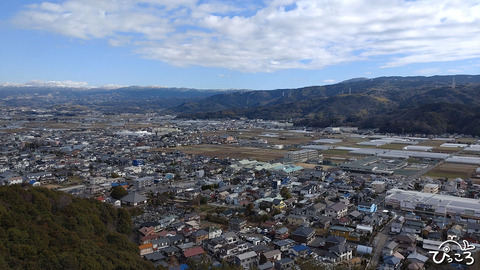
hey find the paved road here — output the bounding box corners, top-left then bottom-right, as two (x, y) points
(369, 226), (389, 268)
(368, 216), (396, 269)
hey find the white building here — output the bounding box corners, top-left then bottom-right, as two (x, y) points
(284, 149), (318, 162)
(386, 189), (480, 220)
(423, 183), (439, 194)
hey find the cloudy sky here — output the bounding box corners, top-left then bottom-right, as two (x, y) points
(1, 0), (479, 89)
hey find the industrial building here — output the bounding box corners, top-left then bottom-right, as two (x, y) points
(385, 189), (480, 221)
(284, 149), (318, 162)
(338, 156), (407, 175)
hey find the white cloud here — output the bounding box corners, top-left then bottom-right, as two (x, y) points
(323, 79), (336, 83)
(12, 0), (480, 72)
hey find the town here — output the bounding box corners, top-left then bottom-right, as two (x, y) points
(1, 108), (480, 270)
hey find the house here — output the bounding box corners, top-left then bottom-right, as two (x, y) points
(139, 226), (156, 237)
(274, 239), (296, 252)
(208, 226), (222, 239)
(390, 216), (405, 234)
(325, 202), (348, 218)
(226, 193), (239, 204)
(393, 234), (416, 254)
(274, 227), (289, 240)
(191, 229), (209, 244)
(207, 236), (226, 254)
(329, 225), (360, 242)
(357, 202), (377, 213)
(219, 134), (236, 143)
(382, 241), (399, 257)
(219, 243), (240, 262)
(168, 234), (184, 246)
(327, 244), (353, 263)
(407, 252), (428, 264)
(382, 255), (402, 269)
(143, 252), (166, 267)
(141, 221), (163, 233)
(229, 218), (247, 232)
(356, 224), (373, 235)
(291, 226), (315, 244)
(287, 214), (309, 226)
(339, 193), (352, 205)
(300, 184), (319, 195)
(272, 198), (286, 210)
(235, 251), (258, 269)
(447, 224), (464, 239)
(151, 238), (170, 250)
(183, 246), (205, 259)
(120, 192), (148, 206)
(423, 183), (439, 194)
(222, 231), (239, 244)
(139, 243), (154, 256)
(258, 261), (275, 270)
(162, 246), (180, 257)
(324, 235), (346, 249)
(289, 245), (311, 258)
(274, 258), (295, 270)
(315, 216), (332, 230)
(141, 233), (161, 245)
(260, 249), (282, 264)
(304, 203), (326, 218)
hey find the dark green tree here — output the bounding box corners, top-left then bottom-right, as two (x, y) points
(110, 186), (128, 199)
(280, 186), (292, 199)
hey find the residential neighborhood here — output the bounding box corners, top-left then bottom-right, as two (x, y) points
(1, 109), (480, 269)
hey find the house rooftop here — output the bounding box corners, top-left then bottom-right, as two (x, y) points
(120, 192), (148, 203)
(184, 246), (205, 258)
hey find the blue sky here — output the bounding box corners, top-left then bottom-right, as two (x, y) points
(1, 0), (479, 90)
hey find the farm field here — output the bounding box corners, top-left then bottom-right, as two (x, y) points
(424, 163), (477, 179)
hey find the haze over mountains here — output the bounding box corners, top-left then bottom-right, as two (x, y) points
(2, 75), (480, 135)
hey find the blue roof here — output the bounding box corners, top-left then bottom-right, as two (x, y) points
(292, 245), (309, 252)
(171, 264), (190, 270)
(111, 183), (119, 187)
(28, 180), (36, 184)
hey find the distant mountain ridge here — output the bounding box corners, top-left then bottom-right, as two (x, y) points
(0, 85), (242, 112)
(2, 75), (480, 135)
(172, 75), (480, 135)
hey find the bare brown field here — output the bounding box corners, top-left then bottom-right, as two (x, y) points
(173, 144), (286, 161)
(377, 144), (407, 150)
(214, 129), (319, 146)
(425, 163), (478, 179)
(433, 147), (463, 154)
(417, 140), (445, 147)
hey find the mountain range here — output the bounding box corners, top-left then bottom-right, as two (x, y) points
(2, 75), (480, 135)
(171, 75), (480, 135)
(0, 85), (240, 113)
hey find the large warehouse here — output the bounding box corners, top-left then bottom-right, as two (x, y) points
(385, 189), (480, 220)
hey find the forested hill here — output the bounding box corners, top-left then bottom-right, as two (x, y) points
(173, 75), (480, 135)
(0, 185), (153, 270)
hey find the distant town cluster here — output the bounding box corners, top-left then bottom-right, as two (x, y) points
(2, 107), (480, 270)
